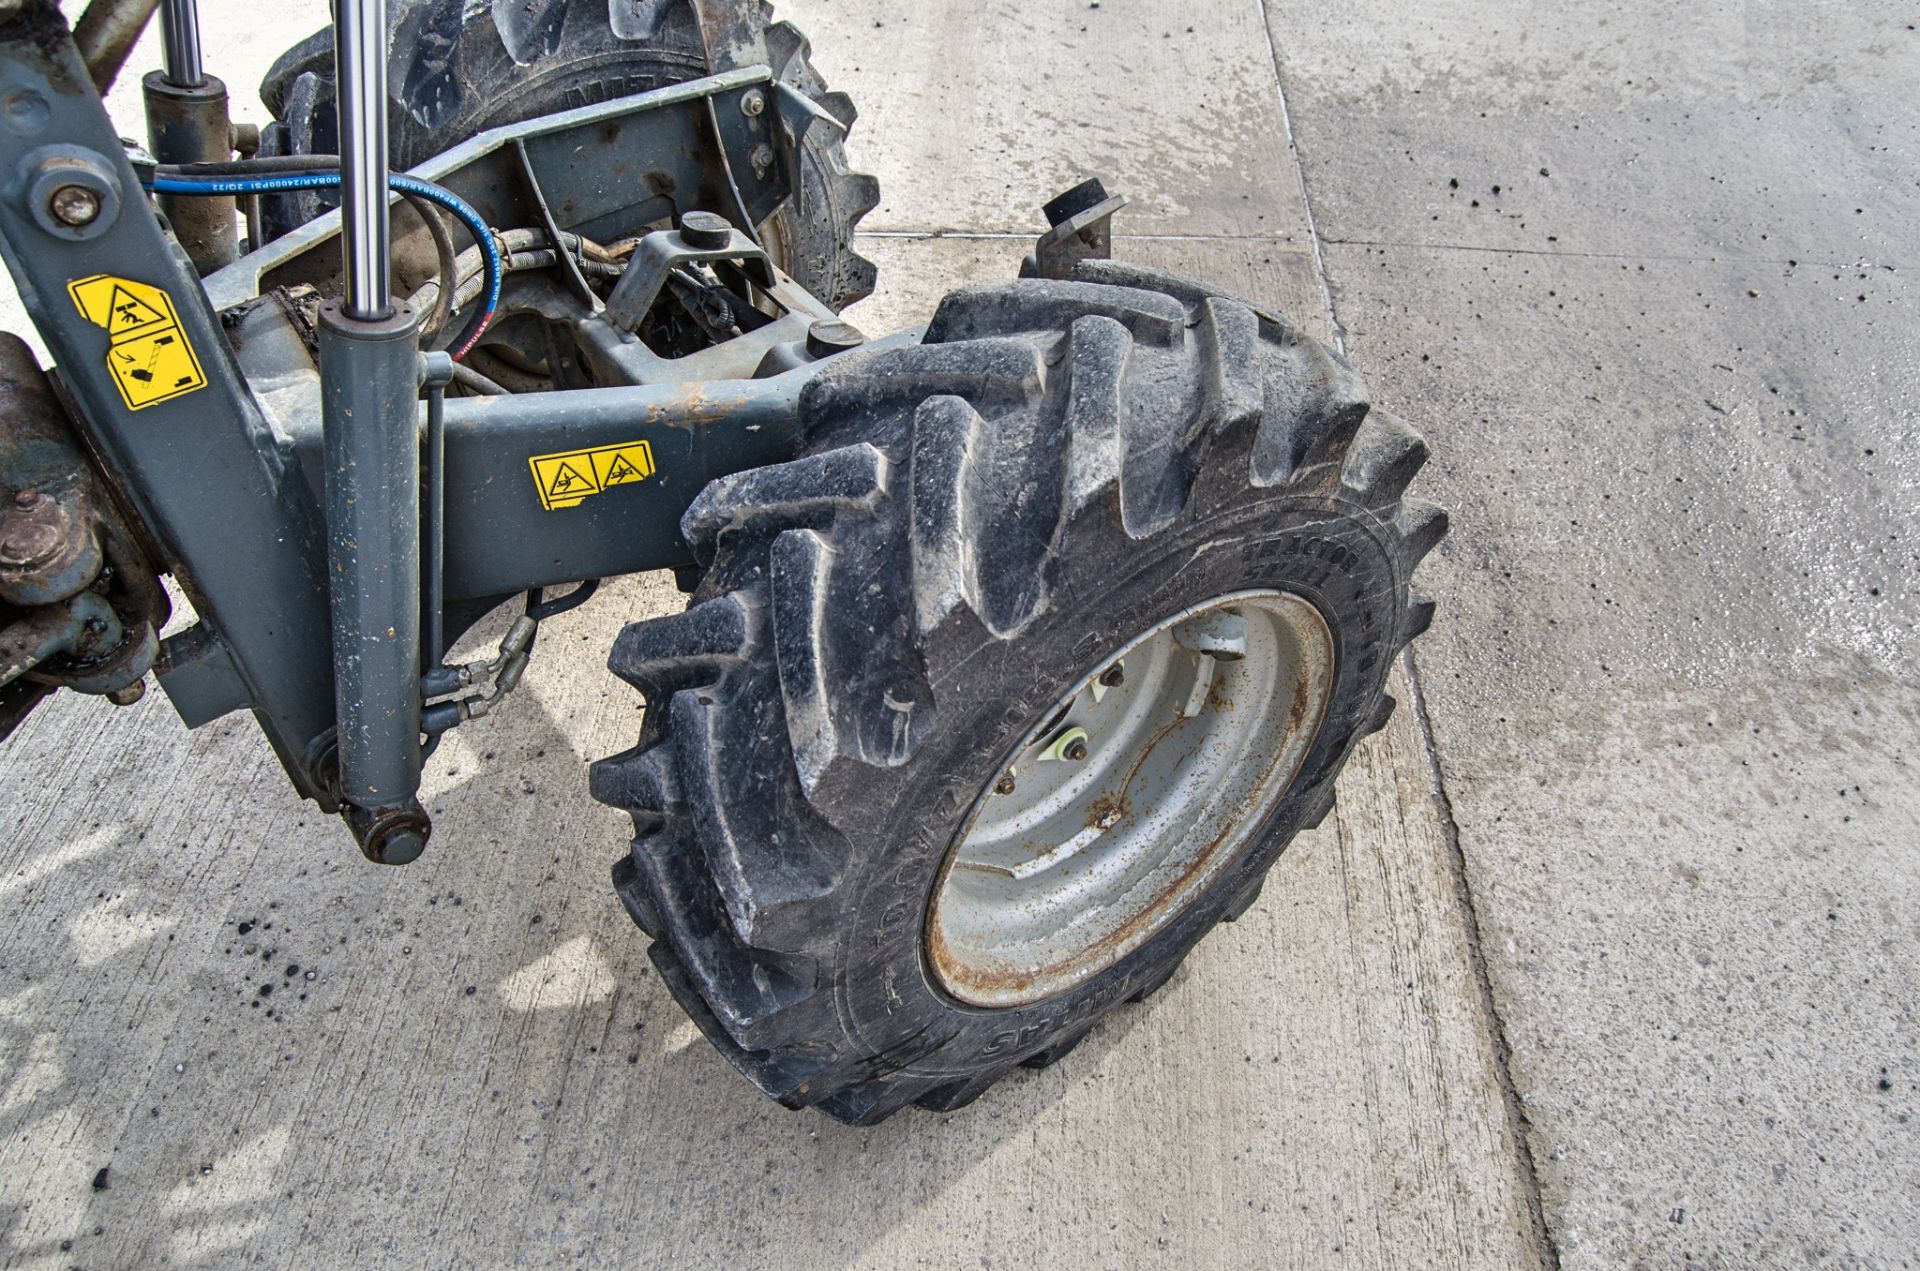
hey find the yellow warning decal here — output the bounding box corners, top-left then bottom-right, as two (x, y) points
(527, 440), (657, 511)
(66, 274), (207, 411)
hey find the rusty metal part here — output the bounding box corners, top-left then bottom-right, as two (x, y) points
(144, 69), (238, 273)
(0, 587), (151, 699)
(0, 593), (102, 684)
(0, 333), (166, 713)
(345, 801), (432, 866)
(925, 590), (1335, 1008)
(72, 0), (161, 93)
(57, 614), (156, 695)
(1031, 178), (1128, 281)
(48, 184), (101, 227)
(231, 120), (262, 250)
(0, 485), (100, 606)
(23, 149), (121, 244)
(0, 335), (111, 609)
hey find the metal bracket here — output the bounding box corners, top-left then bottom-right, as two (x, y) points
(771, 80), (845, 144)
(154, 622), (249, 727)
(510, 136), (597, 311)
(1031, 178), (1128, 281)
(601, 214), (774, 332)
(770, 79), (842, 203)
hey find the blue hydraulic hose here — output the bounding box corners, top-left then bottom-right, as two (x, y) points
(149, 171), (501, 360)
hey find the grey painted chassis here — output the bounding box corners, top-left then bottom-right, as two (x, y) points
(0, 2), (881, 856)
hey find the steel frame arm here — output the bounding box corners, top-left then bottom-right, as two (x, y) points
(0, 0), (339, 798)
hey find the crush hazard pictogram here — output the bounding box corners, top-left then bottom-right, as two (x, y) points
(547, 461), (596, 500)
(527, 440), (657, 511)
(106, 286), (167, 334)
(602, 452), (646, 486)
(66, 274), (208, 410)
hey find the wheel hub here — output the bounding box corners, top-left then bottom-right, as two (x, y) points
(925, 590), (1336, 1008)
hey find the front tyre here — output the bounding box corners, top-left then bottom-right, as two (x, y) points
(590, 261), (1448, 1123)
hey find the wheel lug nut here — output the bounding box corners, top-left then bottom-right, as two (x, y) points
(993, 774), (1016, 796)
(1063, 738), (1089, 762)
(1098, 664), (1124, 688)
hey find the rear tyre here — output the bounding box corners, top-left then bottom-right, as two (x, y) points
(590, 261), (1447, 1123)
(258, 0), (879, 309)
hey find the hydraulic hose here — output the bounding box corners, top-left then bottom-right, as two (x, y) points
(148, 169), (501, 359)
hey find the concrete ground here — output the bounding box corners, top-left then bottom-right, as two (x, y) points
(0, 0), (1913, 1267)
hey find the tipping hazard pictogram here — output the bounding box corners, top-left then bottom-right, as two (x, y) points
(527, 440), (657, 511)
(67, 274), (207, 410)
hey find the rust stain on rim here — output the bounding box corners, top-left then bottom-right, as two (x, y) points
(924, 590), (1336, 1008)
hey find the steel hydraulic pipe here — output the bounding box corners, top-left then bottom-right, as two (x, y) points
(332, 0), (392, 319)
(156, 0), (203, 87)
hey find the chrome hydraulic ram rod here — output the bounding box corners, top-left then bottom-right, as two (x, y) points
(156, 0), (202, 87)
(320, 0), (429, 863)
(333, 0), (391, 319)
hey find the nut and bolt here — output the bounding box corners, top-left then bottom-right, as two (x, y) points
(749, 143), (775, 176)
(740, 90), (766, 117)
(993, 774), (1017, 796)
(1062, 737), (1090, 762)
(1098, 664), (1125, 689)
(0, 512), (57, 566)
(48, 184), (100, 228)
(13, 488), (40, 508)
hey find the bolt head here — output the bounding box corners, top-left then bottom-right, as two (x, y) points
(48, 183), (100, 227)
(750, 143), (776, 175)
(1063, 738), (1090, 762)
(0, 518), (60, 567)
(13, 488), (40, 509)
(993, 774), (1017, 796)
(740, 90), (766, 117)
